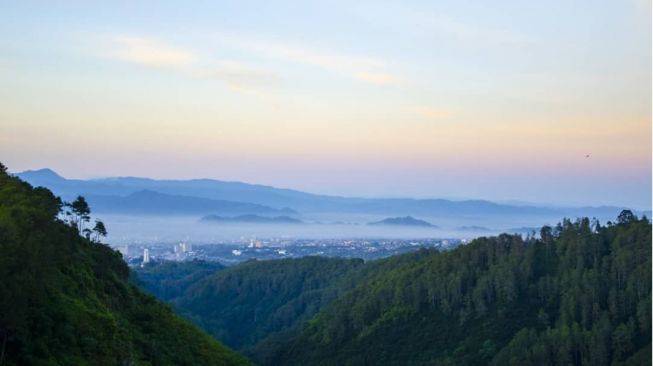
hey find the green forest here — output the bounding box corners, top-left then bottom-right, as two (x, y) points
(0, 164), (249, 365)
(136, 212), (651, 365)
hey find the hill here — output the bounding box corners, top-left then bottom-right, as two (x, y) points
(172, 257), (365, 354)
(457, 225), (493, 232)
(86, 189), (297, 216)
(368, 216), (435, 227)
(268, 214), (651, 365)
(131, 260), (226, 301)
(0, 163), (249, 365)
(138, 211), (652, 365)
(200, 214), (304, 224)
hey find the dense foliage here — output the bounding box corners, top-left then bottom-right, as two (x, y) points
(0, 164), (249, 365)
(148, 210), (651, 365)
(268, 215), (651, 365)
(132, 260), (226, 301)
(173, 257), (366, 356)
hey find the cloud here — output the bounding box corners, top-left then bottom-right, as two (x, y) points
(0, 58), (15, 69)
(112, 36), (194, 69)
(105, 33), (403, 89)
(428, 15), (527, 45)
(106, 36), (282, 92)
(195, 61), (281, 90)
(353, 72), (403, 86)
(411, 106), (453, 120)
(353, 4), (527, 46)
(212, 33), (403, 86)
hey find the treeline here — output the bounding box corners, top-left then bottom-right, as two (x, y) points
(269, 213), (651, 365)
(176, 256), (366, 353)
(137, 210), (651, 365)
(131, 253), (426, 360)
(132, 260), (226, 301)
(0, 163), (249, 365)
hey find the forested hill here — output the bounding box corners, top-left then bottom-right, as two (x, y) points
(131, 254), (428, 361)
(131, 260), (227, 301)
(138, 211), (652, 366)
(175, 257), (366, 352)
(0, 163), (249, 365)
(269, 214), (651, 365)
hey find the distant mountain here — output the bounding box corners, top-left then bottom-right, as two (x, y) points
(369, 216), (435, 227)
(15, 168), (647, 221)
(16, 167), (66, 183)
(84, 189), (297, 216)
(506, 227), (540, 234)
(200, 214), (304, 224)
(457, 225), (493, 232)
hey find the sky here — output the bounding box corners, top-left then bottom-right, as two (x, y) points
(0, 0), (651, 209)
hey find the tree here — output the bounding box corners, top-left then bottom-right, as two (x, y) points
(617, 210), (636, 225)
(70, 196), (91, 232)
(92, 220), (108, 242)
(540, 226), (553, 244)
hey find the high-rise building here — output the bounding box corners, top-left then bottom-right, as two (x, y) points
(143, 248), (150, 264)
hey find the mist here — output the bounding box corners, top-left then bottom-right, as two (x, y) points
(98, 212), (586, 245)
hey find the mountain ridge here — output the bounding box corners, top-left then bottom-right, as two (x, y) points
(368, 216), (436, 227)
(200, 214), (304, 224)
(14, 168), (649, 221)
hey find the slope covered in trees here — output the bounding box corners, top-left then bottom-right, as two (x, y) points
(269, 214), (651, 365)
(0, 164), (249, 365)
(132, 260), (226, 301)
(131, 249), (432, 363)
(144, 210), (651, 365)
(173, 257), (366, 355)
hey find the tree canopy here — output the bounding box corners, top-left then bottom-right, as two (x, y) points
(0, 164), (249, 365)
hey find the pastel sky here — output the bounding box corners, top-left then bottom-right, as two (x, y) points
(0, 0), (650, 209)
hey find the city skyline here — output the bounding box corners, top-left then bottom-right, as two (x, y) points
(1, 0), (651, 209)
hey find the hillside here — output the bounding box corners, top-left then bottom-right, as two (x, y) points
(269, 214), (651, 365)
(0, 164), (249, 365)
(131, 260), (226, 301)
(173, 257), (366, 354)
(86, 189), (297, 216)
(140, 211), (652, 365)
(131, 251), (433, 362)
(368, 215), (435, 227)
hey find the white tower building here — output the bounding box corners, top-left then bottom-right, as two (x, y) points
(143, 248), (150, 264)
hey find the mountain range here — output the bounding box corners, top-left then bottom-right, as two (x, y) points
(15, 168), (649, 223)
(200, 214), (304, 224)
